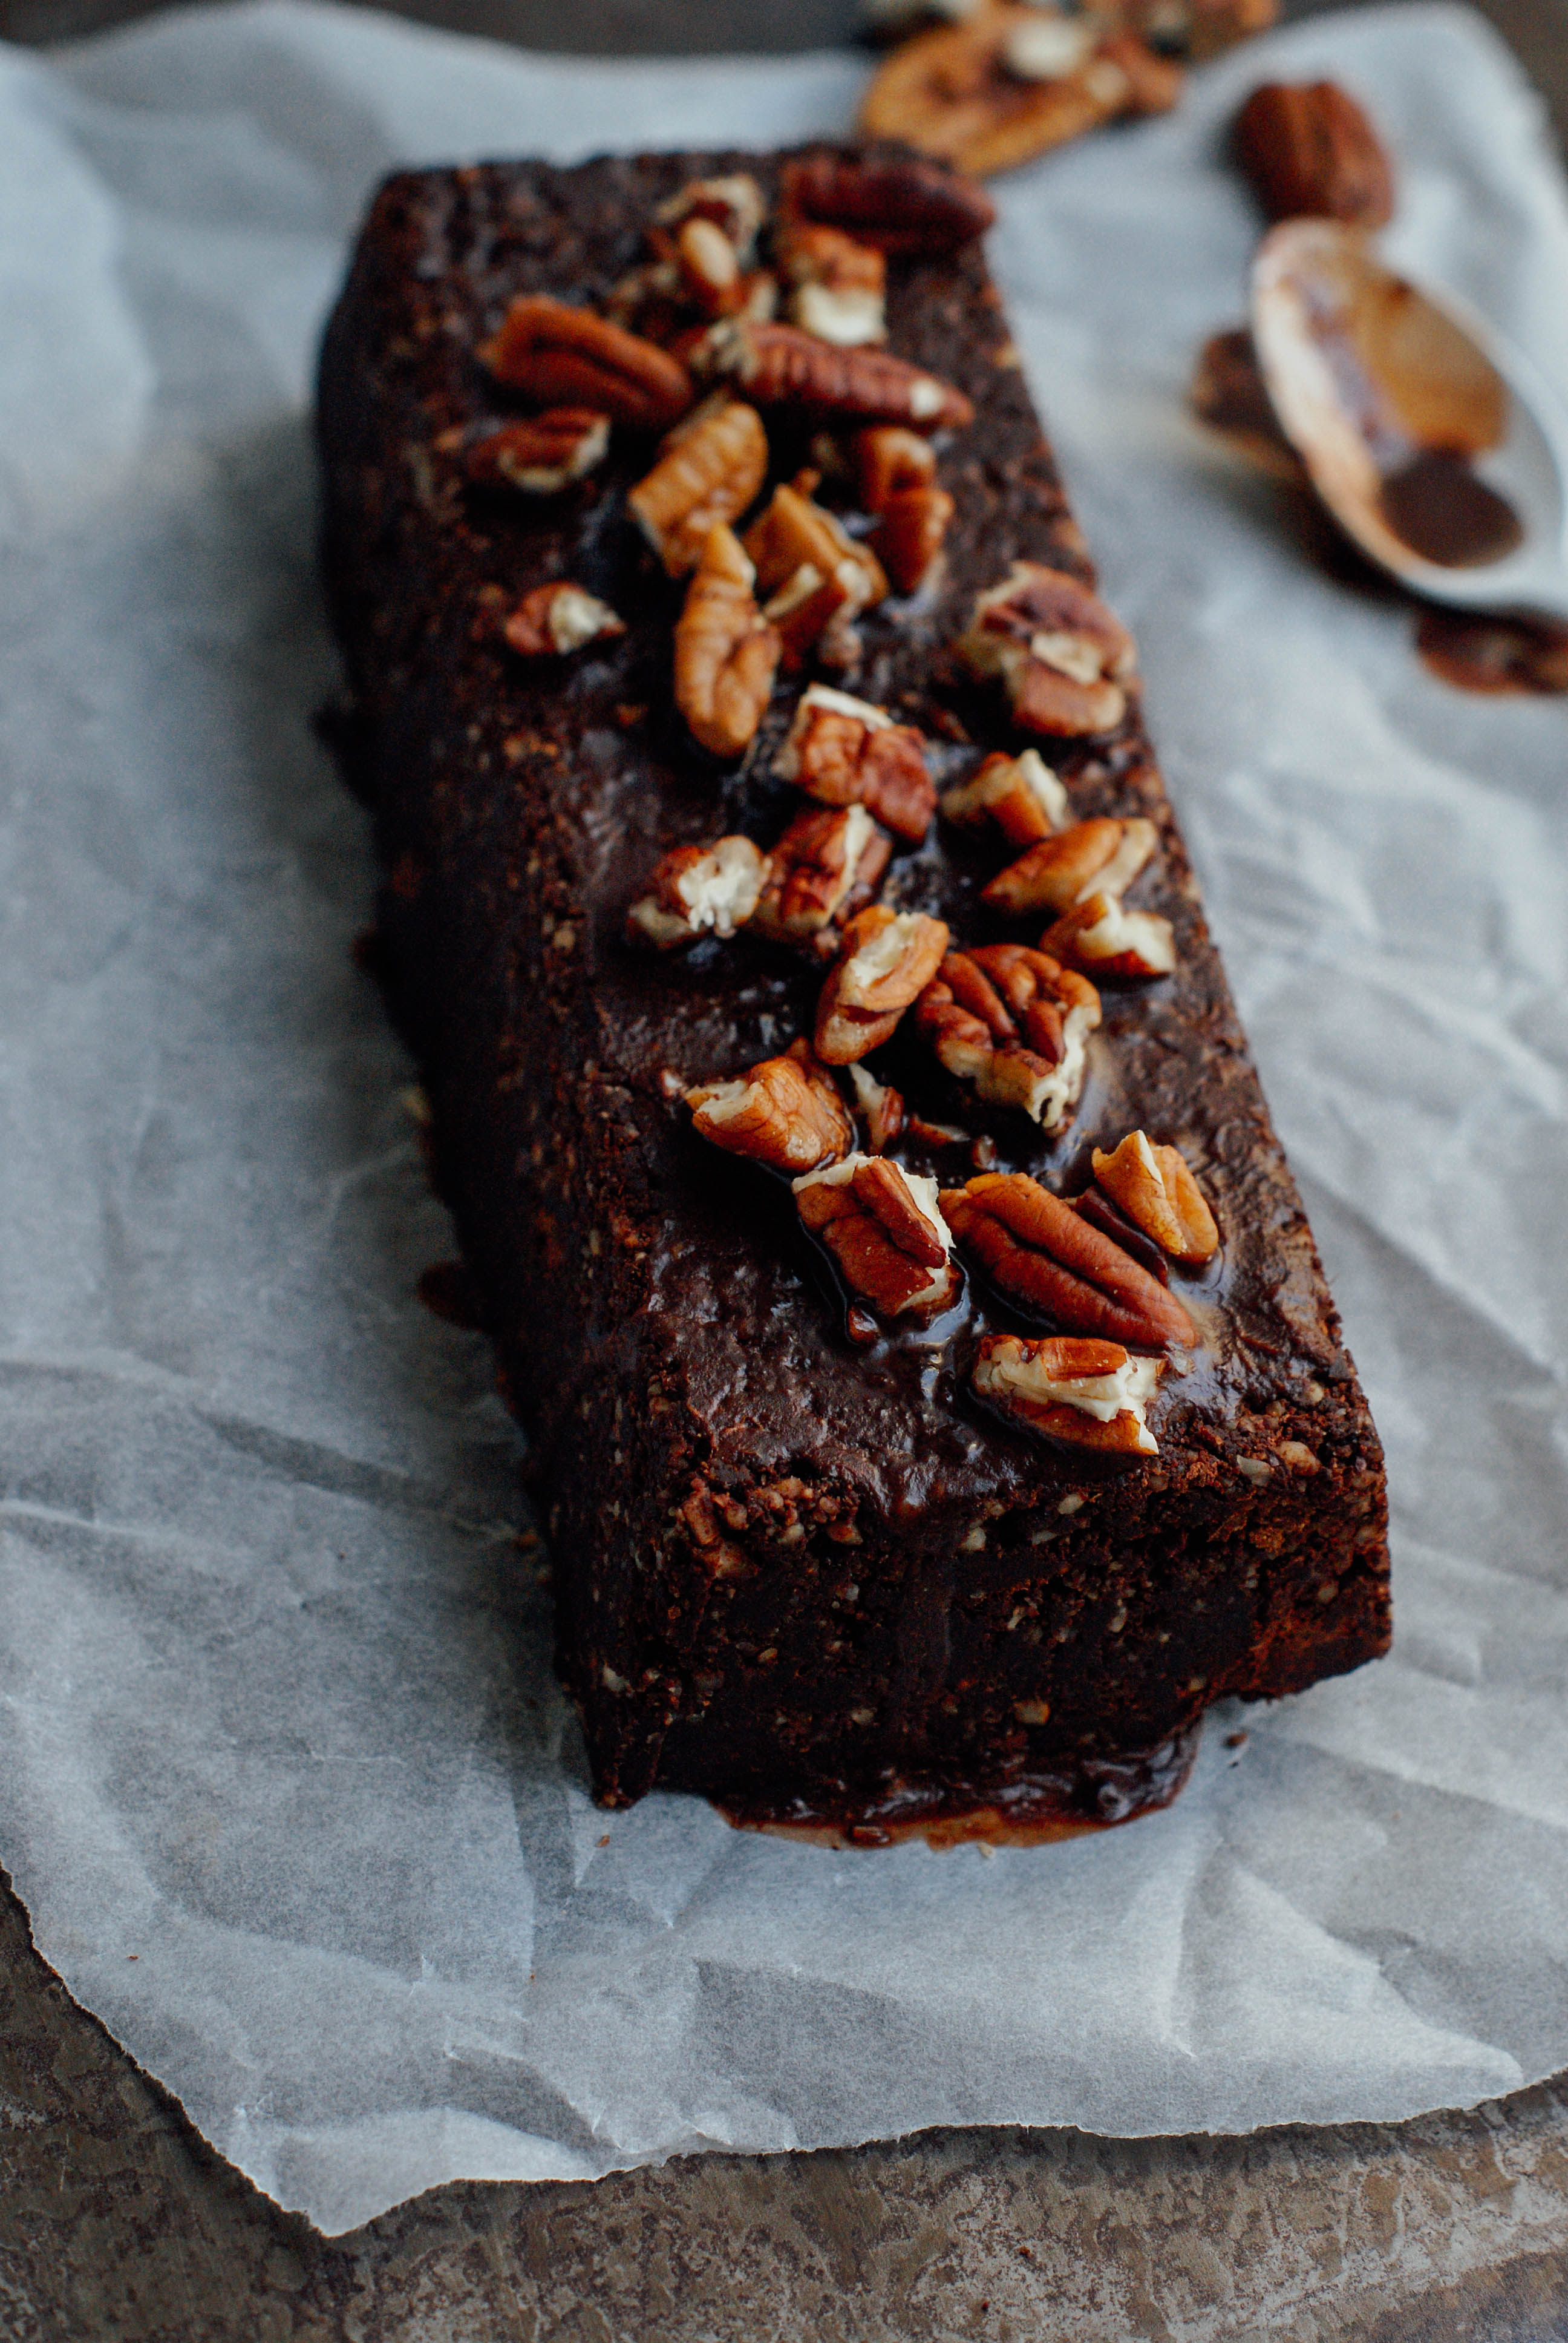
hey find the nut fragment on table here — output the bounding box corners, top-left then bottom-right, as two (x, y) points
(687, 1038), (853, 1172)
(958, 562), (1137, 736)
(859, 5), (1183, 180)
(627, 835), (770, 948)
(466, 410), (610, 494)
(628, 398), (769, 575)
(815, 905), (951, 1063)
(673, 526), (781, 757)
(1190, 327), (1304, 482)
(794, 1153), (958, 1314)
(779, 149), (996, 253)
(974, 1331), (1165, 1455)
(1231, 80), (1394, 228)
(1093, 1130), (1219, 1263)
(503, 582), (626, 657)
(778, 683), (937, 842)
(480, 295), (693, 430)
(942, 1172), (1195, 1347)
(1042, 890), (1175, 977)
(777, 219), (888, 347)
(697, 318), (974, 430)
(751, 804), (892, 943)
(915, 943), (1099, 1128)
(983, 815), (1156, 914)
(939, 747), (1067, 844)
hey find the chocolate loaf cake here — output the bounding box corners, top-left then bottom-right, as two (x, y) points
(316, 144), (1390, 1847)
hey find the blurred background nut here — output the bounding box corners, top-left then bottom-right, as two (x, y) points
(503, 581), (624, 656)
(465, 409), (610, 493)
(1231, 79), (1395, 225)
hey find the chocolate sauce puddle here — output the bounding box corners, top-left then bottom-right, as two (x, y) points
(1376, 447), (1523, 568)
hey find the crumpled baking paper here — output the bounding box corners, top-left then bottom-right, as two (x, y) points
(1, 0), (1565, 2238)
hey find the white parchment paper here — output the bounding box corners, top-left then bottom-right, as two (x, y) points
(1, 0), (1566, 2237)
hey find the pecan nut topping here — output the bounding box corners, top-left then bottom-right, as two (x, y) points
(480, 296), (693, 431)
(815, 905), (951, 1063)
(655, 174), (767, 267)
(777, 220), (888, 348)
(794, 1153), (958, 1315)
(914, 945), (1099, 1129)
(872, 485), (955, 595)
(851, 425), (937, 511)
(941, 1172), (1195, 1349)
(1041, 891), (1176, 978)
(779, 151), (996, 254)
(1093, 1131), (1220, 1264)
(973, 1332), (1164, 1456)
(1231, 80), (1394, 228)
(687, 1038), (853, 1173)
(503, 582), (626, 658)
(746, 481), (888, 655)
(627, 398), (769, 575)
(982, 814), (1157, 916)
(751, 804), (892, 944)
(466, 410), (610, 495)
(627, 834), (770, 949)
(958, 562), (1138, 738)
(939, 748), (1068, 845)
(673, 526), (781, 758)
(701, 318), (973, 432)
(777, 683), (937, 843)
(847, 1061), (907, 1153)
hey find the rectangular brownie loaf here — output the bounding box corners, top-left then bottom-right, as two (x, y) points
(316, 145), (1390, 1846)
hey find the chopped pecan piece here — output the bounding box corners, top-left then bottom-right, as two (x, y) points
(673, 526), (781, 758)
(1093, 1131), (1220, 1264)
(939, 748), (1067, 845)
(777, 683), (936, 842)
(686, 1038), (852, 1173)
(700, 318), (973, 431)
(779, 151), (996, 254)
(762, 561), (858, 668)
(914, 945), (1099, 1129)
(627, 398), (769, 575)
(958, 562), (1137, 737)
(503, 582), (626, 658)
(983, 815), (1157, 915)
(627, 834), (770, 949)
(480, 297), (692, 431)
(851, 425), (937, 510)
(1042, 891), (1175, 978)
(974, 1332), (1164, 1457)
(1232, 80), (1394, 228)
(847, 1061), (907, 1153)
(941, 1172), (1195, 1349)
(815, 905), (950, 1063)
(777, 219), (887, 347)
(466, 410), (610, 495)
(794, 1153), (958, 1314)
(745, 482), (887, 655)
(751, 804), (891, 944)
(671, 215), (745, 316)
(859, 11), (1181, 180)
(655, 173), (766, 267)
(872, 485), (955, 594)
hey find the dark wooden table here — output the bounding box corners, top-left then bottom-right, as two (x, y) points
(2, 1), (1567, 2334)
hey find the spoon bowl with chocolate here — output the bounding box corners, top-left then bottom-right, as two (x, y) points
(1251, 218), (1568, 617)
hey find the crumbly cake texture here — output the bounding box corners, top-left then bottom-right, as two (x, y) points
(316, 148), (1390, 1847)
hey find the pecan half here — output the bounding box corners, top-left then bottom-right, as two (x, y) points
(627, 398), (769, 575)
(687, 1038), (852, 1173)
(815, 905), (951, 1063)
(671, 215), (745, 316)
(655, 174), (766, 267)
(1042, 891), (1176, 978)
(958, 562), (1137, 737)
(1189, 327), (1305, 483)
(673, 526), (781, 758)
(627, 834), (770, 949)
(872, 485), (955, 594)
(983, 815), (1157, 915)
(1232, 80), (1394, 228)
(939, 748), (1067, 845)
(847, 1061), (907, 1153)
(701, 318), (973, 432)
(777, 683), (936, 842)
(745, 482), (887, 652)
(751, 804), (892, 943)
(859, 10), (1182, 180)
(1093, 1131), (1219, 1264)
(779, 151), (996, 254)
(503, 582), (626, 658)
(777, 220), (887, 348)
(794, 1153), (958, 1314)
(480, 297), (693, 431)
(974, 1332), (1164, 1456)
(466, 409), (610, 495)
(942, 1172), (1195, 1349)
(914, 945), (1099, 1130)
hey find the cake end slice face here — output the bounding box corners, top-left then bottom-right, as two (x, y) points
(316, 145), (1390, 1847)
